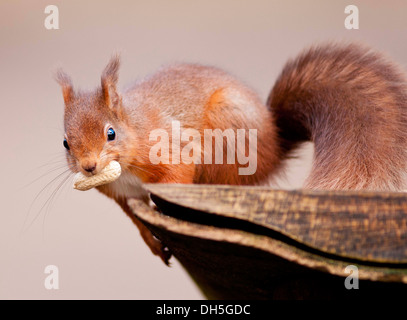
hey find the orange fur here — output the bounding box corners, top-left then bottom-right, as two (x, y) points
(268, 43), (407, 190)
(58, 43), (407, 263)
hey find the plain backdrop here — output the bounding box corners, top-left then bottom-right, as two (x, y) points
(0, 0), (406, 299)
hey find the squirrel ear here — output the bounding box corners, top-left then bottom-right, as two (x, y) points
(55, 69), (74, 104)
(101, 54), (121, 109)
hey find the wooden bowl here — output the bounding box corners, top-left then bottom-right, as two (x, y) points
(129, 184), (407, 299)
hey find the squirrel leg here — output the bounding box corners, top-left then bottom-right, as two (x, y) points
(115, 163), (195, 264)
(115, 197), (172, 265)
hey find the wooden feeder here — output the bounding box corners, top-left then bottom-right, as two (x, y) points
(128, 184), (407, 299)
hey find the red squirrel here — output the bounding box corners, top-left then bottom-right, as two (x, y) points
(56, 43), (407, 264)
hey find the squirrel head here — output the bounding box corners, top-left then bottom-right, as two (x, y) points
(56, 55), (133, 177)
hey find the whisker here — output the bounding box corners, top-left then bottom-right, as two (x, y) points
(24, 153), (67, 176)
(20, 163), (73, 190)
(41, 171), (74, 240)
(21, 166), (75, 235)
(28, 158), (67, 172)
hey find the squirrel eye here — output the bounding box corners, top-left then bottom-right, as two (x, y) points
(63, 138), (70, 150)
(107, 128), (116, 141)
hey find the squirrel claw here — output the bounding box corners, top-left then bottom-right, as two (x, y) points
(142, 229), (172, 265)
(160, 246), (172, 266)
(151, 241), (172, 266)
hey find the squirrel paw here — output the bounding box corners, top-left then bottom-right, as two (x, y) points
(141, 228), (172, 265)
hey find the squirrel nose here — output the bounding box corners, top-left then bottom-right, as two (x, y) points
(83, 163), (97, 173)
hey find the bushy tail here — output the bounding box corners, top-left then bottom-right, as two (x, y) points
(267, 43), (407, 190)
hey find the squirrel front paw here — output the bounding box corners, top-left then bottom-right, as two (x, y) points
(142, 229), (172, 265)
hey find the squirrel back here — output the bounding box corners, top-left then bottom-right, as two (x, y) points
(268, 43), (407, 190)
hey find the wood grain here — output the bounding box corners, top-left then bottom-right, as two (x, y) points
(126, 185), (407, 298)
(144, 184), (407, 264)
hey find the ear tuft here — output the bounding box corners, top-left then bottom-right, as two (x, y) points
(101, 54), (120, 85)
(55, 68), (74, 104)
(101, 54), (121, 109)
(102, 54), (120, 108)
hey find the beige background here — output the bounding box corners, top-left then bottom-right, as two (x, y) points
(0, 0), (406, 299)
